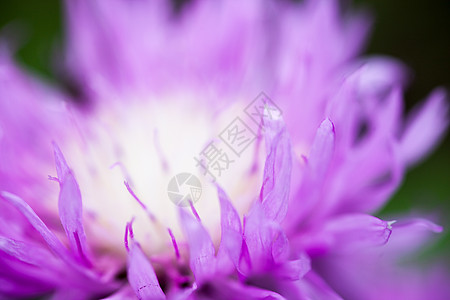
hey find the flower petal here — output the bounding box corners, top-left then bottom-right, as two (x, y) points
(0, 51), (68, 199)
(178, 208), (216, 284)
(384, 218), (443, 256)
(53, 143), (91, 267)
(273, 254), (311, 281)
(313, 217), (446, 300)
(297, 271), (343, 300)
(286, 118), (335, 230)
(0, 192), (72, 261)
(100, 286), (136, 300)
(399, 88), (448, 166)
(259, 112), (292, 223)
(217, 185), (243, 272)
(125, 223), (165, 300)
(0, 236), (60, 268)
(0, 192), (118, 296)
(307, 118), (335, 180)
(190, 279), (286, 300)
(304, 214), (393, 255)
(0, 238), (63, 297)
(243, 202), (293, 273)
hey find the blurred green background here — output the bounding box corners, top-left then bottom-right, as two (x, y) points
(0, 0), (449, 258)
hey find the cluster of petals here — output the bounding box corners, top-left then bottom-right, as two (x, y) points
(0, 0), (448, 299)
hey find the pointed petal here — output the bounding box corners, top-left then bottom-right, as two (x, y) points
(0, 237), (70, 292)
(385, 218), (443, 257)
(400, 88), (448, 166)
(394, 218), (442, 232)
(0, 192), (71, 261)
(313, 218), (446, 300)
(0, 236), (60, 268)
(259, 113), (292, 223)
(53, 142), (70, 181)
(217, 185), (243, 270)
(0, 192), (118, 295)
(307, 118), (335, 180)
(305, 214), (392, 255)
(244, 203), (291, 272)
(286, 118), (335, 228)
(126, 224), (165, 300)
(53, 144), (91, 266)
(178, 208), (216, 284)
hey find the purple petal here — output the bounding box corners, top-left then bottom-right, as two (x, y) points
(126, 223), (165, 300)
(0, 238), (64, 296)
(217, 185), (243, 271)
(286, 118), (335, 229)
(384, 218), (443, 256)
(0, 236), (60, 268)
(297, 271), (343, 300)
(0, 260), (54, 298)
(167, 228), (180, 261)
(319, 64), (405, 214)
(323, 85), (402, 213)
(305, 214), (393, 255)
(0, 192), (72, 262)
(399, 88), (448, 166)
(50, 289), (90, 300)
(53, 143), (91, 267)
(271, 226), (290, 264)
(53, 142), (70, 180)
(0, 192), (117, 296)
(178, 208), (216, 284)
(307, 118), (335, 180)
(0, 52), (69, 200)
(189, 279), (286, 300)
(243, 203), (293, 273)
(313, 218), (447, 300)
(100, 286), (136, 300)
(219, 280), (286, 300)
(259, 112), (292, 223)
(394, 218), (442, 232)
(243, 203), (273, 270)
(273, 254), (311, 281)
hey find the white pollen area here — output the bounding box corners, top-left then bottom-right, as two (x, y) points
(61, 94), (265, 258)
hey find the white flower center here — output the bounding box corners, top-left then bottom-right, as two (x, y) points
(62, 93), (265, 258)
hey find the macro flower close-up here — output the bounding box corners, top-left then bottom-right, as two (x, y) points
(0, 0), (449, 299)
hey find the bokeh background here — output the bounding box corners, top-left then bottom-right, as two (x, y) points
(0, 0), (449, 259)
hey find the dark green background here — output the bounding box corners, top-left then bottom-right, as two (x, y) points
(0, 1), (449, 258)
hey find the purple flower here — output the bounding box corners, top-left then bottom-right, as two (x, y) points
(0, 0), (449, 299)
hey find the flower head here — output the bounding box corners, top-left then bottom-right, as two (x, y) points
(0, 0), (449, 299)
